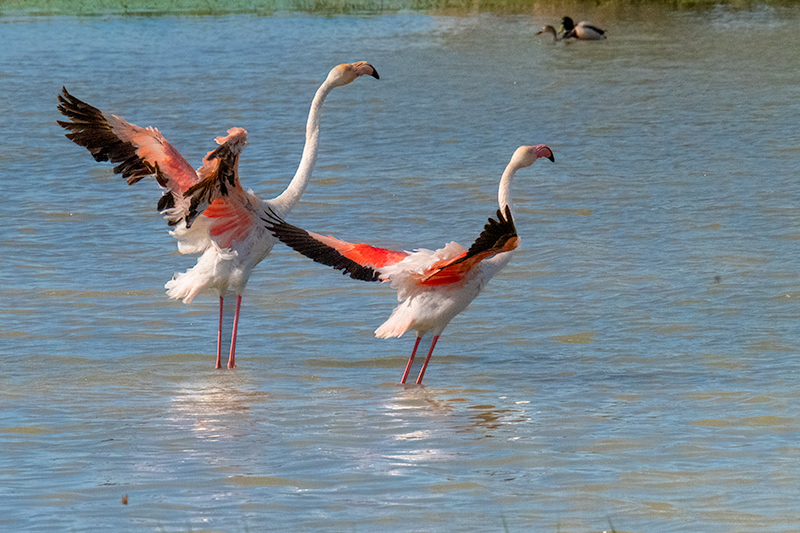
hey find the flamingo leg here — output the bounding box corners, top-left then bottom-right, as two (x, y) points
(227, 294), (242, 369)
(400, 336), (423, 384)
(215, 296), (224, 369)
(415, 335), (440, 385)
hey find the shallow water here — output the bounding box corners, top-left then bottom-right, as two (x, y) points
(2, 6), (800, 532)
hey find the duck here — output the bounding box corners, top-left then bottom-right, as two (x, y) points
(560, 16), (606, 40)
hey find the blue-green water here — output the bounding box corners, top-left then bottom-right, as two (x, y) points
(2, 6), (800, 532)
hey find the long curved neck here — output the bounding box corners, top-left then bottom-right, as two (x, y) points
(271, 80), (335, 213)
(497, 160), (521, 216)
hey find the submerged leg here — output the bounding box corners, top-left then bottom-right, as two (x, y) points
(215, 296), (224, 369)
(415, 335), (440, 385)
(400, 336), (423, 384)
(227, 295), (242, 369)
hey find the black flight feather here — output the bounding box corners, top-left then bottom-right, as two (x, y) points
(453, 205), (517, 265)
(58, 87), (186, 225)
(262, 209), (382, 282)
(57, 87), (154, 185)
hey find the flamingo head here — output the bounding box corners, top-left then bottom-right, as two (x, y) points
(560, 16), (575, 32)
(512, 144), (555, 169)
(327, 61), (380, 88)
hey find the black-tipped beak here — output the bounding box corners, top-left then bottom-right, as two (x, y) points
(548, 154), (555, 162)
(370, 67), (380, 80)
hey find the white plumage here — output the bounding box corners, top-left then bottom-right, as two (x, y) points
(266, 144), (555, 384)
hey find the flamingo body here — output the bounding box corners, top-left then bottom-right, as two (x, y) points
(375, 244), (503, 339)
(57, 62), (380, 369)
(265, 144), (554, 384)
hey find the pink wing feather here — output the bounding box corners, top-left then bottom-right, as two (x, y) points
(57, 87), (198, 200)
(58, 89), (254, 242)
(203, 197), (259, 250)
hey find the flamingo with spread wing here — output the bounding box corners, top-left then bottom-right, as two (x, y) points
(57, 61), (379, 369)
(264, 144), (554, 384)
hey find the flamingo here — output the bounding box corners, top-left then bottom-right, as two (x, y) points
(263, 144), (555, 384)
(57, 61), (380, 369)
(560, 16), (606, 40)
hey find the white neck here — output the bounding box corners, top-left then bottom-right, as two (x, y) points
(270, 80), (335, 214)
(497, 159), (521, 216)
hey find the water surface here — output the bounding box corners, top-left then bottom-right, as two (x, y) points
(1, 6), (800, 532)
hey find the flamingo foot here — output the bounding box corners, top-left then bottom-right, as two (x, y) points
(400, 337), (423, 384)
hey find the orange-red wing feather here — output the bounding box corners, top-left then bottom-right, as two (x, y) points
(309, 233), (407, 268)
(263, 209), (407, 282)
(420, 206), (519, 286)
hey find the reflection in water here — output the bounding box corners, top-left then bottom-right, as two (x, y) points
(379, 387), (539, 478)
(385, 387), (538, 436)
(168, 376), (267, 441)
(386, 386), (457, 415)
(379, 387), (459, 467)
(466, 406), (513, 432)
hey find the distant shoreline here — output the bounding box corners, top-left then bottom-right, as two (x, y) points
(1, 0), (796, 17)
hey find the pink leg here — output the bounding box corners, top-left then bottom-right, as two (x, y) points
(415, 335), (439, 385)
(400, 337), (423, 384)
(227, 295), (242, 369)
(215, 296), (224, 369)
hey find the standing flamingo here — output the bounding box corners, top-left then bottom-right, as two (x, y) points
(264, 144), (554, 384)
(57, 61), (379, 369)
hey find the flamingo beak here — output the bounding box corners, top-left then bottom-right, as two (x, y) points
(535, 145), (555, 162)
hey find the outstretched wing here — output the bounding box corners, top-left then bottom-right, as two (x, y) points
(263, 209), (408, 282)
(420, 205), (519, 286)
(57, 87), (198, 221)
(183, 128), (248, 229)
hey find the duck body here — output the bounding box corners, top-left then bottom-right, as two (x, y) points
(561, 16), (606, 40)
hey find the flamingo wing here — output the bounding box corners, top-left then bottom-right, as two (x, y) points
(264, 210), (408, 282)
(183, 128), (249, 229)
(420, 206), (519, 286)
(197, 196), (258, 251)
(57, 87), (199, 212)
